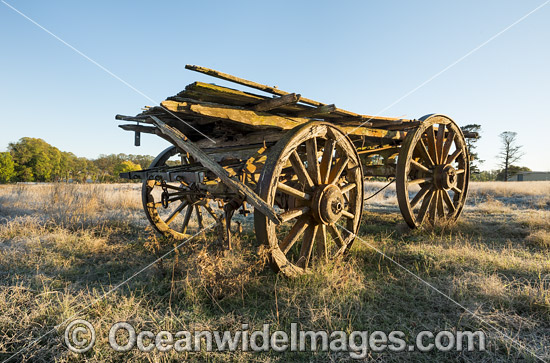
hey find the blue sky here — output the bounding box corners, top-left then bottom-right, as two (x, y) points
(1, 0), (549, 171)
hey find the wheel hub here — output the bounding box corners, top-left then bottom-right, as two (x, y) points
(434, 164), (457, 190)
(311, 184), (345, 225)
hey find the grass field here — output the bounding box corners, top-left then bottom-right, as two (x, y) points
(0, 181), (549, 362)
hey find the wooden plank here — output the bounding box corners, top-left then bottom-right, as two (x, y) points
(150, 116), (281, 225)
(339, 126), (405, 140)
(180, 82), (309, 114)
(296, 104), (336, 118)
(161, 100), (308, 130)
(252, 93), (301, 112)
(181, 82), (267, 106)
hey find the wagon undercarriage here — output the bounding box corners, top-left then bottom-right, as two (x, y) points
(116, 65), (475, 276)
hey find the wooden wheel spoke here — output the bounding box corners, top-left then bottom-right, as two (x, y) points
(279, 215), (309, 254)
(306, 138), (321, 185)
(165, 202), (188, 225)
(316, 225), (328, 263)
(341, 210), (355, 220)
(426, 126), (438, 164)
(203, 203), (219, 221)
(441, 130), (455, 162)
(289, 151), (314, 189)
(319, 138), (335, 184)
(167, 195), (186, 203)
(416, 138), (435, 167)
(297, 224), (318, 269)
(410, 186), (431, 209)
(436, 190), (445, 218)
(181, 204), (194, 234)
(340, 182), (356, 194)
(279, 206), (310, 223)
(435, 124), (446, 163)
(416, 189), (434, 225)
(327, 224), (345, 248)
(410, 159), (432, 173)
(428, 190), (439, 223)
(408, 177), (433, 186)
(277, 182), (311, 200)
(442, 190), (456, 214)
(195, 205), (204, 229)
(446, 149), (463, 164)
(328, 155), (349, 185)
(451, 186), (462, 194)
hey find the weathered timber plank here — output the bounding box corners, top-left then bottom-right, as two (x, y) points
(161, 100), (309, 130)
(296, 104), (336, 118)
(194, 131), (282, 148)
(181, 82), (310, 114)
(252, 93), (301, 112)
(150, 116), (281, 225)
(339, 126), (405, 140)
(181, 82), (267, 106)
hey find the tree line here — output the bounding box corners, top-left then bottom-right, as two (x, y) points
(0, 128), (529, 184)
(0, 137), (151, 183)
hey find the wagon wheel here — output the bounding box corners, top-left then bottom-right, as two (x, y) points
(142, 146), (220, 239)
(255, 122), (364, 277)
(396, 114), (470, 228)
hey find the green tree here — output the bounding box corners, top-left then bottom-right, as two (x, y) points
(114, 160), (142, 176)
(0, 152), (15, 183)
(9, 137), (59, 182)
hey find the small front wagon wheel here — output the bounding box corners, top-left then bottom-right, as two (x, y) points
(255, 122), (364, 277)
(142, 146), (220, 239)
(396, 114), (470, 228)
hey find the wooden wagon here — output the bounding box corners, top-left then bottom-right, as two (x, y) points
(116, 65), (474, 276)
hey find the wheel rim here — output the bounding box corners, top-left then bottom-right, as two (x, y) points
(142, 146), (219, 239)
(255, 122), (364, 276)
(396, 114), (470, 228)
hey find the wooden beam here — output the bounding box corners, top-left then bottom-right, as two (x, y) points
(252, 93), (301, 112)
(339, 126), (405, 140)
(149, 116), (281, 225)
(296, 104), (336, 118)
(181, 82), (267, 106)
(161, 100), (309, 130)
(190, 104), (306, 129)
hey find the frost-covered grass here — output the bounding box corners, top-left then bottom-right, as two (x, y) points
(0, 182), (549, 362)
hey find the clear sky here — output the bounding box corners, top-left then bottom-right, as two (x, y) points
(1, 0), (549, 171)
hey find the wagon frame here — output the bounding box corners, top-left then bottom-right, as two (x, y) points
(117, 65), (474, 276)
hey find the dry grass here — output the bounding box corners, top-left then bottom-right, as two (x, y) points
(0, 182), (549, 362)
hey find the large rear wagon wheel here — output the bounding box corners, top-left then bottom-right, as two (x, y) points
(142, 146), (219, 239)
(396, 114), (470, 228)
(255, 122), (364, 277)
